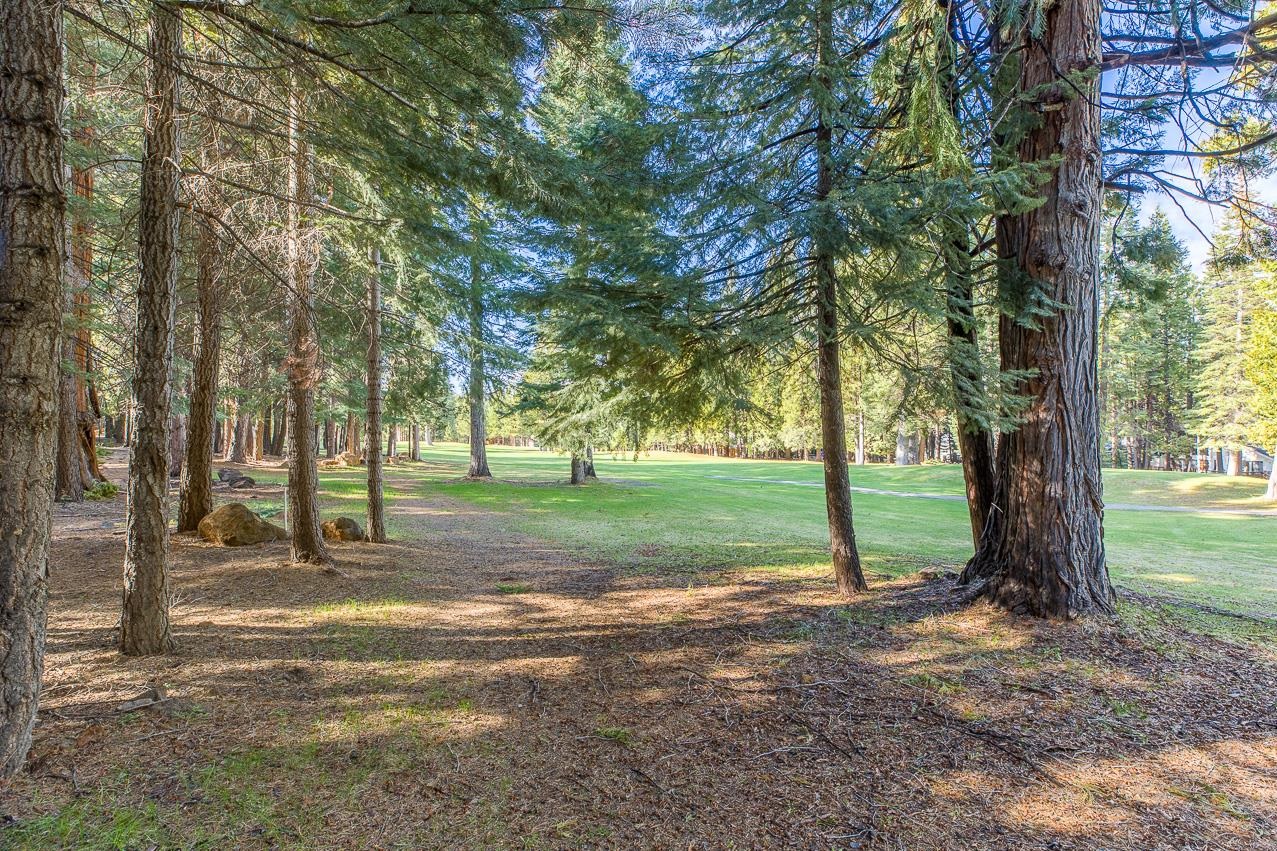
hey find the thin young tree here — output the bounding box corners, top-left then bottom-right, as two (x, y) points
(177, 216), (224, 531)
(0, 0), (66, 777)
(283, 78), (330, 565)
(121, 2), (182, 655)
(466, 212), (493, 479)
(366, 246), (387, 543)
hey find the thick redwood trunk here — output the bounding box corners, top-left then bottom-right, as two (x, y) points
(177, 220), (222, 531)
(962, 0), (1113, 617)
(121, 2), (181, 655)
(814, 0), (867, 596)
(366, 246), (387, 543)
(0, 0), (65, 777)
(284, 80), (329, 565)
(345, 411), (358, 455)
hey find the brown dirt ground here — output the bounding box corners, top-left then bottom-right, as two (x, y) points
(3, 454), (1276, 849)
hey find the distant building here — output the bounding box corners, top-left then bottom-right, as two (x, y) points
(1190, 444), (1273, 476)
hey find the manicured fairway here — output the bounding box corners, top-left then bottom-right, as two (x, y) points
(324, 444), (1276, 619)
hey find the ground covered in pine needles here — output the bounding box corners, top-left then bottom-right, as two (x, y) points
(4, 457), (1276, 849)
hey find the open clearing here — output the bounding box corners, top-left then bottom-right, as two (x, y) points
(4, 446), (1276, 849)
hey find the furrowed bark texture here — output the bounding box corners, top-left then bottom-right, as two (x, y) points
(813, 0), (867, 596)
(121, 3), (181, 656)
(366, 246), (387, 543)
(284, 81), (329, 565)
(177, 219), (223, 532)
(0, 0), (65, 777)
(963, 0), (1114, 617)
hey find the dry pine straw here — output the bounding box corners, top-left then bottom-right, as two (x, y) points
(3, 477), (1276, 850)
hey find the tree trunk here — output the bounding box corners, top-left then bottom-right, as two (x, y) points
(855, 404), (865, 465)
(813, 0), (867, 595)
(246, 413), (257, 462)
(70, 97), (106, 487)
(1266, 450), (1276, 501)
(467, 217), (491, 478)
(570, 453), (586, 485)
(271, 400), (286, 455)
(943, 243), (998, 547)
(220, 400), (235, 460)
(56, 171), (85, 502)
(177, 219), (222, 532)
(55, 366), (84, 502)
(961, 0), (1114, 617)
(387, 424), (397, 458)
(345, 411), (357, 455)
(0, 0), (65, 777)
(168, 414), (186, 478)
(324, 417), (337, 458)
(423, 425), (433, 446)
(230, 409), (249, 463)
(1226, 449), (1242, 477)
(366, 245), (387, 543)
(283, 78), (329, 565)
(409, 424), (421, 461)
(584, 444), (597, 479)
(895, 421), (910, 466)
(121, 2), (181, 655)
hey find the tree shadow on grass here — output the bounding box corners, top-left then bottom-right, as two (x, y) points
(18, 489), (1277, 849)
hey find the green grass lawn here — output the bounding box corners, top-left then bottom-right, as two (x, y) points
(292, 443), (1275, 618)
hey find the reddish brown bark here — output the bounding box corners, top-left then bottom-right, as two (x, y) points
(961, 0), (1114, 617)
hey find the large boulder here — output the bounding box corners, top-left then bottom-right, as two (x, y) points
(197, 503), (287, 546)
(321, 516), (365, 542)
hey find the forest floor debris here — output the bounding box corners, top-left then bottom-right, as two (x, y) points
(4, 459), (1275, 849)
